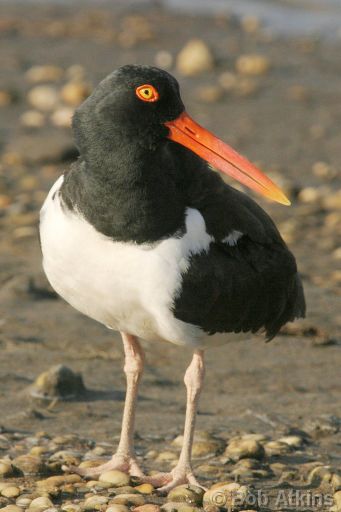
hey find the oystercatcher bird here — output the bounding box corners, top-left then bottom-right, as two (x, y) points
(40, 65), (305, 491)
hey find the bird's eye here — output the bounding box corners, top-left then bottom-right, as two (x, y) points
(136, 84), (159, 102)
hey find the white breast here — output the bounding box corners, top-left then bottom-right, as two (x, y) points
(40, 176), (216, 347)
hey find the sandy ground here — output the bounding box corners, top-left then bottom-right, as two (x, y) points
(0, 2), (340, 509)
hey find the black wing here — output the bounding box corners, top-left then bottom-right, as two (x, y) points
(172, 152), (306, 340)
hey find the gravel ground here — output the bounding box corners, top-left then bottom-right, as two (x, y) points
(0, 2), (340, 511)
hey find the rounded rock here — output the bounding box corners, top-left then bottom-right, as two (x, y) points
(28, 496), (54, 511)
(0, 506), (23, 512)
(278, 435), (304, 448)
(50, 107), (74, 128)
(1, 486), (20, 498)
(83, 495), (109, 510)
(27, 86), (59, 111)
(13, 455), (46, 475)
(134, 483), (154, 495)
(161, 503), (201, 512)
(25, 65), (64, 84)
(20, 110), (45, 128)
(176, 39), (214, 76)
(167, 485), (204, 505)
(110, 494), (145, 507)
(105, 506), (129, 512)
(224, 438), (265, 461)
(98, 470), (130, 487)
(60, 81), (91, 107)
(236, 54), (270, 76)
(204, 483), (249, 511)
(264, 441), (290, 456)
(133, 506), (160, 512)
(0, 462), (14, 477)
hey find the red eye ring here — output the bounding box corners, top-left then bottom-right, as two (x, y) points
(136, 84), (159, 103)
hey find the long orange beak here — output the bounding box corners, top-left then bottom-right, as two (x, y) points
(165, 112), (290, 205)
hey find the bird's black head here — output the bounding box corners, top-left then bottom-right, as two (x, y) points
(72, 64), (290, 205)
(73, 65), (185, 158)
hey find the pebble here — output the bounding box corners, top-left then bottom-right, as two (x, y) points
(1, 486), (20, 498)
(83, 495), (109, 510)
(194, 85), (224, 104)
(167, 485), (204, 505)
(333, 490), (341, 511)
(332, 474), (341, 491)
(110, 494), (145, 507)
(154, 51), (173, 70)
(16, 496), (33, 508)
(287, 85), (310, 102)
(20, 110), (45, 128)
(0, 462), (14, 477)
(278, 435), (303, 448)
(62, 504), (81, 512)
(134, 506), (160, 512)
(224, 438), (265, 461)
(156, 451), (178, 462)
(0, 506), (23, 512)
(218, 72), (237, 91)
(264, 441), (290, 456)
(176, 39), (214, 76)
(12, 454), (46, 475)
(60, 81), (91, 106)
(161, 503), (201, 512)
(241, 15), (261, 34)
(235, 54), (270, 75)
(105, 506), (129, 512)
(30, 365), (86, 400)
(27, 86), (59, 111)
(28, 496), (54, 511)
(50, 107), (74, 128)
(25, 65), (64, 83)
(297, 187), (321, 203)
(98, 470), (130, 487)
(322, 190), (341, 210)
(203, 483), (249, 511)
(134, 483), (154, 495)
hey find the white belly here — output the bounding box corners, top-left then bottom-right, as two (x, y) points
(40, 176), (225, 348)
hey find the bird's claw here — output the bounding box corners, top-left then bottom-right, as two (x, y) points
(63, 454), (145, 479)
(144, 466), (206, 493)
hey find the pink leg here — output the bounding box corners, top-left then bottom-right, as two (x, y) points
(146, 350), (206, 492)
(70, 333), (145, 478)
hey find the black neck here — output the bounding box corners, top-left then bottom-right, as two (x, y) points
(60, 141), (187, 243)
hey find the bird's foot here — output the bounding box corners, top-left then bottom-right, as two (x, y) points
(144, 465), (205, 493)
(65, 453), (145, 479)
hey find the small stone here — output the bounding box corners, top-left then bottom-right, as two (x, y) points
(13, 454), (46, 475)
(322, 190), (341, 210)
(156, 451), (178, 462)
(0, 506), (23, 512)
(99, 470), (130, 487)
(332, 474), (341, 491)
(1, 486), (20, 498)
(176, 39), (214, 76)
(134, 483), (154, 495)
(241, 15), (261, 34)
(60, 81), (91, 106)
(192, 439), (224, 458)
(110, 494), (145, 507)
(236, 54), (270, 75)
(30, 365), (86, 400)
(154, 51), (173, 70)
(105, 506), (129, 512)
(37, 474), (82, 491)
(161, 503), (200, 512)
(133, 506), (160, 512)
(62, 504), (81, 512)
(195, 85), (224, 104)
(235, 78), (258, 97)
(204, 483), (249, 511)
(83, 495), (109, 510)
(0, 462), (14, 477)
(27, 86), (59, 111)
(298, 187), (321, 203)
(264, 441), (290, 456)
(16, 496), (33, 508)
(50, 107), (74, 128)
(167, 485), (204, 505)
(333, 490), (341, 511)
(0, 195), (11, 208)
(20, 110), (45, 128)
(218, 72), (237, 91)
(278, 435), (303, 448)
(25, 65), (64, 84)
(28, 496), (54, 511)
(224, 438), (265, 461)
